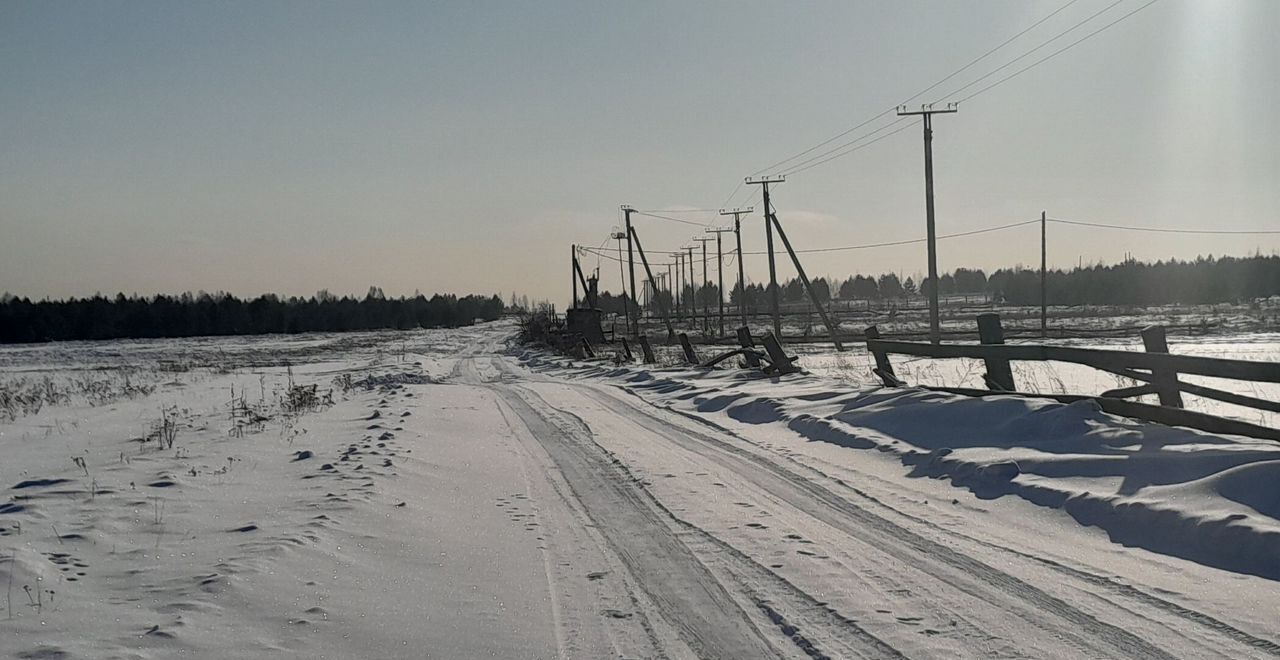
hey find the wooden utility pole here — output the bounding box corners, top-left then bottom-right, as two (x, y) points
(1040, 210), (1048, 339)
(897, 103), (957, 344)
(571, 244), (578, 309)
(693, 236), (714, 335)
(626, 225), (676, 341)
(718, 207), (752, 329)
(706, 225), (735, 338)
(745, 177), (785, 339)
(621, 206), (639, 337)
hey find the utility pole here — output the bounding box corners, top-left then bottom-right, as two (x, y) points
(622, 205), (639, 337)
(626, 224), (676, 341)
(706, 226), (734, 338)
(673, 253), (683, 322)
(611, 231), (629, 328)
(571, 244), (578, 309)
(719, 207), (753, 328)
(685, 246), (696, 321)
(693, 236), (713, 336)
(670, 258), (680, 322)
(751, 178), (845, 351)
(1040, 210), (1047, 339)
(897, 103), (958, 344)
(745, 177), (785, 339)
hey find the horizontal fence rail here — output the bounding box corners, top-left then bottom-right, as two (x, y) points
(864, 339), (1280, 383)
(865, 314), (1279, 442)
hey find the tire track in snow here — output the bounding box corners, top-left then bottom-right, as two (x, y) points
(572, 382), (1179, 660)
(621, 381), (1280, 657)
(493, 383), (785, 659)
(506, 382), (907, 660)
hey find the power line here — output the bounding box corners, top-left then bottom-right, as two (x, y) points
(778, 115), (915, 175)
(748, 0), (1085, 177)
(957, 0), (1163, 104)
(781, 118), (918, 176)
(753, 109), (898, 177)
(907, 0), (1086, 107)
(634, 208), (720, 214)
(631, 211), (707, 227)
(1048, 218), (1280, 235)
(936, 0), (1127, 105)
(737, 218), (1040, 255)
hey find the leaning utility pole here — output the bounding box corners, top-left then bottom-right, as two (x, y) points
(745, 177), (785, 339)
(706, 226), (734, 338)
(622, 205), (639, 337)
(897, 103), (958, 344)
(693, 236), (714, 335)
(719, 207), (753, 328)
(626, 224), (676, 341)
(751, 178), (845, 351)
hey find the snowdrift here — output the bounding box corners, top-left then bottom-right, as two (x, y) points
(522, 350), (1280, 581)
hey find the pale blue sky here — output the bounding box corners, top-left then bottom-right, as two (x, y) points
(2, 1), (1276, 304)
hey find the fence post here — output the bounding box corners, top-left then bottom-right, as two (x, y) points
(976, 313), (1015, 391)
(620, 337), (633, 362)
(678, 333), (699, 364)
(637, 335), (656, 364)
(1141, 325), (1184, 408)
(864, 326), (899, 386)
(736, 326), (761, 368)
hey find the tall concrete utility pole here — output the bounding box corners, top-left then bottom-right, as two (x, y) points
(686, 246), (696, 321)
(719, 207), (753, 328)
(1040, 210), (1048, 339)
(673, 253), (683, 322)
(745, 177), (785, 339)
(621, 206), (639, 337)
(706, 226), (734, 338)
(611, 231), (629, 330)
(693, 236), (714, 335)
(667, 259), (678, 322)
(897, 103), (958, 345)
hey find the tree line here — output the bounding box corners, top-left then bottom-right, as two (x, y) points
(584, 253), (1279, 314)
(0, 288), (506, 343)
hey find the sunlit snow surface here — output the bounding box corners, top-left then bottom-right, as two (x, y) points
(3, 319), (1279, 659)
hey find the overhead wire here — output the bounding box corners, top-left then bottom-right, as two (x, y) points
(748, 0), (1086, 177)
(740, 218), (1041, 254)
(781, 118), (919, 176)
(933, 0), (1128, 105)
(956, 0), (1163, 104)
(1047, 218), (1280, 235)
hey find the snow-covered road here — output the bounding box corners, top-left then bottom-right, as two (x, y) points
(2, 321), (1278, 658)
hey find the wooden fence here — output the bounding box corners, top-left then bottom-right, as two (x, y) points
(865, 313), (1280, 441)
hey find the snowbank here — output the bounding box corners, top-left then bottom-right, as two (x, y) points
(522, 350), (1280, 581)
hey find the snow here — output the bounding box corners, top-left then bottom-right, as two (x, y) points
(2, 320), (1279, 658)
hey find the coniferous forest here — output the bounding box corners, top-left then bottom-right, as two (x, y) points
(0, 289), (506, 344)
(587, 253), (1280, 316)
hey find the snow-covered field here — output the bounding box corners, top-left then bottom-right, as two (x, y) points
(2, 320), (1279, 658)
